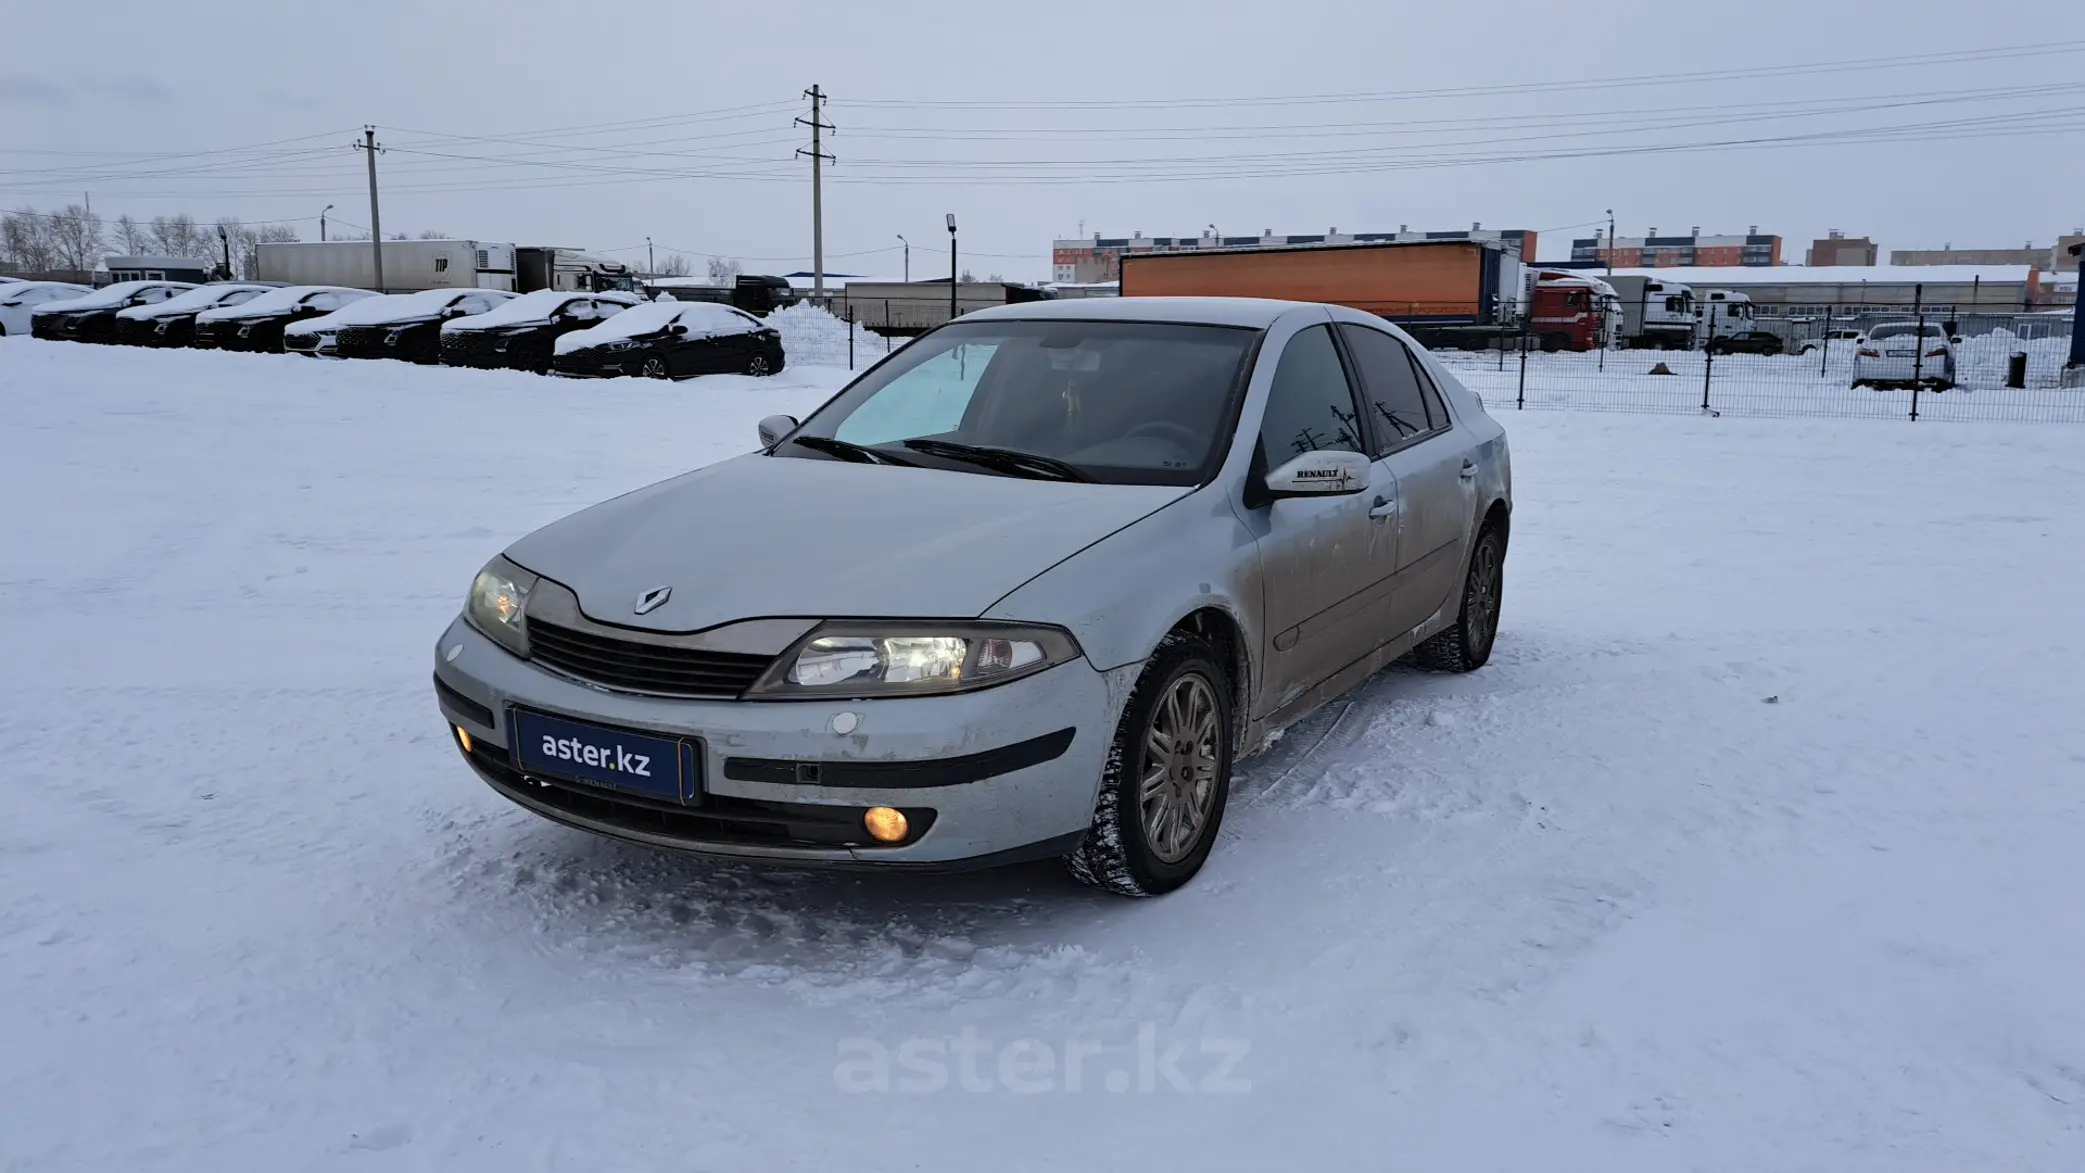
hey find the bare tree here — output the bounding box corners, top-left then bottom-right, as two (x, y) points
(3, 209), (58, 272)
(148, 213), (212, 262)
(417, 229), (450, 240)
(113, 214), (152, 256)
(44, 204), (105, 271)
(653, 253), (693, 278)
(707, 256), (742, 284)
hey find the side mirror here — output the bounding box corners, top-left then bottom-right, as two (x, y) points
(1261, 449), (1371, 499)
(670, 323), (689, 336)
(757, 414), (799, 449)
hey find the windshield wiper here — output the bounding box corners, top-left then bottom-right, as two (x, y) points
(786, 435), (915, 466)
(901, 438), (1090, 482)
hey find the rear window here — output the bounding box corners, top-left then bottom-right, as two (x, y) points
(1869, 323), (1943, 341)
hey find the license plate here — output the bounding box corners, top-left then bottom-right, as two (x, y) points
(510, 708), (699, 803)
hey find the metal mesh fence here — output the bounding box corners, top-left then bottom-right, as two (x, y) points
(1431, 308), (2083, 423)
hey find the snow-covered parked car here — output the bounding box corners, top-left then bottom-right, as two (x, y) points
(0, 280), (91, 337)
(439, 289), (642, 373)
(1853, 321), (1956, 389)
(29, 280), (196, 343)
(194, 285), (374, 352)
(550, 302), (784, 380)
(433, 298), (1512, 894)
(1797, 326), (1865, 356)
(285, 287), (517, 362)
(113, 283), (277, 347)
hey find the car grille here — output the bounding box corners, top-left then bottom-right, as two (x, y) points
(526, 619), (774, 698)
(336, 325), (392, 350)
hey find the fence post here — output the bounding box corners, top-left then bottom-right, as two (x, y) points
(1908, 285), (1925, 422)
(1818, 306), (1832, 378)
(1516, 325), (1527, 410)
(846, 303), (855, 370)
(1701, 304), (1716, 412)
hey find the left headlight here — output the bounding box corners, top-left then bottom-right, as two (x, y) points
(746, 622), (1081, 698)
(464, 555), (538, 656)
(605, 339), (642, 351)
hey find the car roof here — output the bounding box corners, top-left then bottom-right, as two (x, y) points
(961, 296), (1308, 329)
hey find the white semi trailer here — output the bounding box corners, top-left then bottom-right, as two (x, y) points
(256, 241), (634, 295)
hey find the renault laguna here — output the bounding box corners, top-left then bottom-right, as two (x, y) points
(433, 298), (1512, 895)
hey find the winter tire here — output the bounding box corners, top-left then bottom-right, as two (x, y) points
(745, 354), (773, 377)
(1414, 524), (1505, 673)
(1066, 632), (1232, 897)
(640, 354), (670, 379)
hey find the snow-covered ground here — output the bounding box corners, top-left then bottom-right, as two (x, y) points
(3, 341), (2083, 1171)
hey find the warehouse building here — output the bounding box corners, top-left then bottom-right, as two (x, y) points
(1571, 227), (1782, 268)
(1602, 265), (2048, 311)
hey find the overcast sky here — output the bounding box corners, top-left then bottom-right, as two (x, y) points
(3, 0), (2081, 278)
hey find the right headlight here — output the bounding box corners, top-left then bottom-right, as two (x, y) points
(464, 555), (538, 656)
(745, 622), (1080, 699)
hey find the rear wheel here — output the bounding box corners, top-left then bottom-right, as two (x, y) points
(1066, 632), (1232, 897)
(640, 353), (670, 380)
(1414, 524), (1505, 673)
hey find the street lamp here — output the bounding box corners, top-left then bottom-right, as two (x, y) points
(320, 204), (334, 242)
(216, 225), (232, 280)
(897, 234), (909, 283)
(945, 214), (957, 319)
(1605, 208), (1615, 276)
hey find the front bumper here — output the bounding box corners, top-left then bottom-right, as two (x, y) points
(431, 617), (1124, 867)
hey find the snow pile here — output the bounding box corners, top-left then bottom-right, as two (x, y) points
(113, 284), (269, 321)
(551, 301), (759, 356)
(196, 286), (370, 323)
(38, 279), (191, 312)
(770, 301), (891, 366)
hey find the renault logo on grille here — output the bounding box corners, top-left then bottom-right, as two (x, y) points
(633, 585), (673, 615)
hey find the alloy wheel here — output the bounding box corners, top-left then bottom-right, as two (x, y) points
(1467, 538), (1501, 656)
(641, 356), (669, 379)
(747, 355), (771, 376)
(1138, 673), (1221, 864)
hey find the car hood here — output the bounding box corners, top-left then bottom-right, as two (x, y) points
(505, 453), (1189, 633)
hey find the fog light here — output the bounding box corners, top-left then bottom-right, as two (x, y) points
(455, 726), (473, 753)
(863, 806), (908, 843)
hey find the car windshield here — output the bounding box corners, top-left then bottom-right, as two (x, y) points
(780, 319), (1258, 487)
(1869, 323), (1944, 341)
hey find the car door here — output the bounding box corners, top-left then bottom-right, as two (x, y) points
(1248, 321), (1402, 719)
(1336, 323), (1475, 639)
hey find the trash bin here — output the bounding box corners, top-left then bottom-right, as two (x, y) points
(2007, 352), (2028, 389)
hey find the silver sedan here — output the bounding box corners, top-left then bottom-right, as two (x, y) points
(433, 297), (1512, 895)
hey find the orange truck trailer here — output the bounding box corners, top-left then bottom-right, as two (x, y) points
(1119, 239), (1535, 350)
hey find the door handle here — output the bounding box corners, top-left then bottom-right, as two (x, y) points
(1369, 495), (1397, 520)
(1459, 459), (1478, 480)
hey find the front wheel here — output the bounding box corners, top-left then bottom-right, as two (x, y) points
(1066, 632), (1233, 897)
(745, 353), (773, 377)
(1414, 524), (1505, 673)
(639, 353), (670, 379)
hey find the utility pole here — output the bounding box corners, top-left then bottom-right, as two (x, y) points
(320, 204), (333, 242)
(1605, 209), (1615, 277)
(796, 86), (835, 299)
(897, 234), (909, 283)
(946, 214), (958, 320)
(354, 127), (385, 291)
(646, 236), (654, 278)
